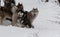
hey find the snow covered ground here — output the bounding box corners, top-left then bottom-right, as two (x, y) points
(1, 0), (60, 37)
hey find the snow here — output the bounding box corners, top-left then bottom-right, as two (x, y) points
(0, 26), (39, 37)
(1, 0), (60, 37)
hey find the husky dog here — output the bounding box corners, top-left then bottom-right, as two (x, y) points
(4, 0), (15, 21)
(20, 8), (39, 28)
(4, 0), (15, 15)
(0, 6), (12, 24)
(11, 3), (24, 26)
(28, 8), (39, 23)
(0, 2), (23, 25)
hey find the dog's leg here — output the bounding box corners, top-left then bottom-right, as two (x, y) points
(0, 17), (3, 24)
(11, 15), (16, 26)
(11, 13), (18, 26)
(27, 22), (34, 28)
(26, 19), (34, 28)
(28, 24), (34, 28)
(12, 18), (18, 26)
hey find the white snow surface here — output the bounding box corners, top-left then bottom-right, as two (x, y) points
(1, 0), (60, 37)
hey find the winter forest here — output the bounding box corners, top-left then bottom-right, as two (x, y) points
(0, 0), (60, 37)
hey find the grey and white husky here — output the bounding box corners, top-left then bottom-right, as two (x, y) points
(19, 8), (39, 28)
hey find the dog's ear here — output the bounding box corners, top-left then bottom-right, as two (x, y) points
(33, 8), (37, 10)
(36, 8), (38, 9)
(33, 8), (35, 9)
(17, 3), (20, 8)
(18, 3), (20, 5)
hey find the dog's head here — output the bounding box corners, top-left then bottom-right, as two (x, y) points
(17, 3), (23, 11)
(18, 11), (24, 18)
(30, 8), (39, 16)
